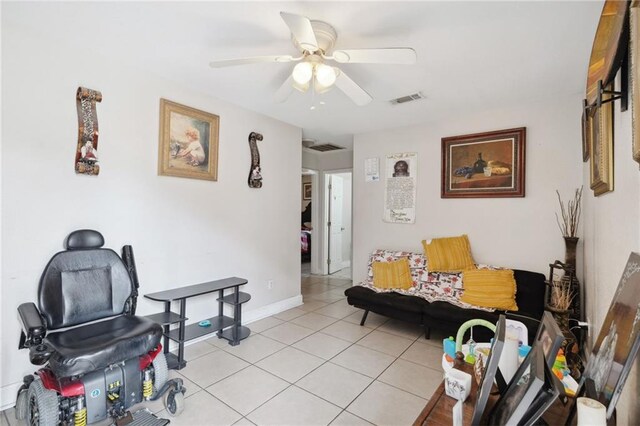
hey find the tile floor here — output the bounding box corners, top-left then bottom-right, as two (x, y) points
(1, 273), (445, 426)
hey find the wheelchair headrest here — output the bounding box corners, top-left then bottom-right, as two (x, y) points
(65, 229), (104, 250)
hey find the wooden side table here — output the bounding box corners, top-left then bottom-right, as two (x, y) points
(413, 361), (573, 425)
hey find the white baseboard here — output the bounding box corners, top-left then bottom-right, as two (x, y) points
(1, 383), (22, 412)
(0, 294), (303, 411)
(243, 294), (303, 324)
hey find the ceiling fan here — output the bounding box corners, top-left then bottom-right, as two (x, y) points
(209, 12), (417, 106)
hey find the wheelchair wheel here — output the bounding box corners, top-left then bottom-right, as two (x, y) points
(15, 387), (28, 420)
(26, 379), (58, 426)
(164, 390), (184, 417)
(152, 352), (168, 393)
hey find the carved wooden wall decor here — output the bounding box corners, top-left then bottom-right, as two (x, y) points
(248, 132), (264, 188)
(75, 87), (102, 175)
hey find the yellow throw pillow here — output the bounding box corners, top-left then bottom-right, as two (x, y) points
(422, 235), (476, 272)
(461, 269), (518, 311)
(372, 258), (413, 290)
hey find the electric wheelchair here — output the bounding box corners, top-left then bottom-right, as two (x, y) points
(15, 230), (185, 425)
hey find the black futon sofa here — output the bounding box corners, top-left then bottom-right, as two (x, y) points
(344, 269), (546, 344)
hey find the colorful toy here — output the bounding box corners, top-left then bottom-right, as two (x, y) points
(455, 319), (496, 365)
(443, 336), (457, 359)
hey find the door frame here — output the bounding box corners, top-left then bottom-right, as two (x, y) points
(302, 169), (320, 275)
(322, 169), (353, 275)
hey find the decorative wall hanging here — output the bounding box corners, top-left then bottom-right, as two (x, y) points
(590, 83), (614, 196)
(582, 0), (629, 193)
(441, 128), (526, 198)
(585, 1), (629, 108)
(158, 99), (219, 181)
(631, 1), (640, 165)
(75, 87), (102, 175)
(383, 152), (417, 224)
(247, 132), (263, 188)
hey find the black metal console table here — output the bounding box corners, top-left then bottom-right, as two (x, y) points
(145, 277), (251, 370)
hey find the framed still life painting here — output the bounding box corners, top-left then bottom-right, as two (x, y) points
(441, 127), (526, 198)
(158, 99), (219, 181)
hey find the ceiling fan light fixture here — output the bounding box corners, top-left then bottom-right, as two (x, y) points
(315, 64), (337, 87)
(292, 62), (313, 84)
(292, 79), (310, 93)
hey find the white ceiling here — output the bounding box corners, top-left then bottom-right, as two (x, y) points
(8, 1), (603, 149)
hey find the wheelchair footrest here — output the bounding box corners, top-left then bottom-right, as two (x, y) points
(114, 409), (169, 426)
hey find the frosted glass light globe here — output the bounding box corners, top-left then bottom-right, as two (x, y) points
(292, 62), (313, 85)
(315, 64), (337, 87)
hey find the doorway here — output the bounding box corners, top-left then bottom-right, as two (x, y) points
(324, 171), (352, 278)
(301, 169), (318, 277)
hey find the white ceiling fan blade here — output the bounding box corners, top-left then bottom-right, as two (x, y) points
(280, 12), (319, 52)
(209, 55), (298, 68)
(273, 76), (295, 103)
(334, 69), (372, 106)
(331, 48), (417, 64)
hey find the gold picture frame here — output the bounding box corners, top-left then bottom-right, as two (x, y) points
(590, 84), (614, 196)
(158, 99), (219, 181)
(631, 1), (640, 165)
(582, 105), (592, 162)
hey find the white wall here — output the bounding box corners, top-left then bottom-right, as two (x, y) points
(1, 6), (301, 408)
(581, 70), (640, 422)
(352, 96), (584, 283)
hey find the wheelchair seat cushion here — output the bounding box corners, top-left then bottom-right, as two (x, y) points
(44, 315), (162, 377)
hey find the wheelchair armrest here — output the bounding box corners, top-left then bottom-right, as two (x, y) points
(17, 303), (47, 349)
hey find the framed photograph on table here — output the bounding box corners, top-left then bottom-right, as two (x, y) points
(441, 127), (526, 198)
(583, 252), (640, 419)
(158, 99), (219, 181)
(489, 345), (546, 425)
(535, 311), (565, 368)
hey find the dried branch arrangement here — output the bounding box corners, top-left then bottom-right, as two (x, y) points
(549, 280), (575, 311)
(555, 187), (583, 237)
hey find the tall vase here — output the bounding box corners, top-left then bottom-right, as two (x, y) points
(562, 236), (581, 321)
(564, 236), (579, 270)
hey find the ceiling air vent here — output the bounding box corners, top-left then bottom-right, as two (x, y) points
(302, 138), (316, 148)
(308, 143), (345, 152)
(390, 92), (425, 105)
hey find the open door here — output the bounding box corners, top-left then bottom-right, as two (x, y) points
(328, 174), (344, 274)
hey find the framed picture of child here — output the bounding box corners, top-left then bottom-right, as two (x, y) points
(158, 99), (219, 181)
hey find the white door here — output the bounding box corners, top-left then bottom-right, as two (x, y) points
(328, 175), (344, 274)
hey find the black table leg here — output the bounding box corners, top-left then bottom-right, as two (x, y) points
(176, 298), (187, 369)
(217, 289), (224, 338)
(163, 301), (171, 354)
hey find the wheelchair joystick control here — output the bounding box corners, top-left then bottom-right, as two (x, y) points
(29, 343), (52, 365)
